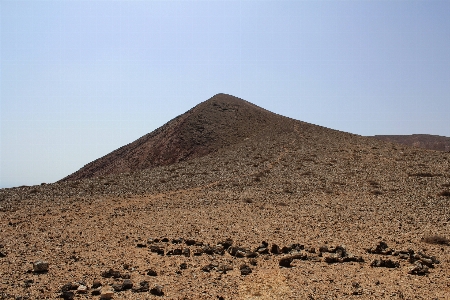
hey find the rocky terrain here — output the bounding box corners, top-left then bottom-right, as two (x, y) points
(372, 134), (450, 152)
(1, 94), (450, 299)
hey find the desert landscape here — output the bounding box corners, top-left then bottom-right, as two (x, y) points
(1, 93), (449, 299)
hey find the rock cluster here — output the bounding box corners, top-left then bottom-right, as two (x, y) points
(367, 241), (440, 274)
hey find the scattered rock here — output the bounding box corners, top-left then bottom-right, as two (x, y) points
(122, 279), (133, 290)
(60, 283), (78, 292)
(136, 242), (146, 248)
(240, 264), (252, 275)
(60, 291), (75, 300)
(271, 244), (281, 254)
(92, 279), (102, 289)
(33, 261), (49, 273)
(409, 261), (429, 275)
(76, 285), (88, 294)
(255, 241), (269, 254)
(132, 281), (149, 293)
(149, 245), (165, 255)
(279, 253), (307, 268)
(194, 248), (204, 256)
(100, 286), (114, 299)
(281, 245), (292, 254)
(167, 248), (183, 256)
(202, 263), (217, 272)
(112, 283), (123, 292)
(0, 251), (6, 258)
(150, 285), (164, 296)
(147, 238), (159, 244)
(91, 288), (101, 296)
(180, 263), (188, 270)
(183, 248), (191, 257)
(370, 259), (400, 268)
(218, 238), (233, 249)
(367, 241), (393, 255)
(101, 269), (122, 278)
(185, 239), (196, 246)
(147, 269), (157, 276)
(218, 264), (233, 274)
(172, 237), (183, 244)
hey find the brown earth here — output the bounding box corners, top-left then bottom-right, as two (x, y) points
(372, 135), (450, 152)
(1, 94), (450, 299)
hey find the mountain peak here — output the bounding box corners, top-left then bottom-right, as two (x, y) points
(60, 94), (293, 182)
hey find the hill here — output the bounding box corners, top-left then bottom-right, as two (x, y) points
(60, 93), (297, 182)
(372, 134), (450, 152)
(1, 94), (450, 299)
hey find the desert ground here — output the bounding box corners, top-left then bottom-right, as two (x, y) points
(1, 94), (450, 299)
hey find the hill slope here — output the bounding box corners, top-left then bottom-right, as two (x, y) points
(373, 134), (450, 151)
(61, 93), (296, 182)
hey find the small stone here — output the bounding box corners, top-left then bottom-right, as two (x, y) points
(172, 238), (183, 244)
(324, 254), (340, 264)
(150, 285), (164, 296)
(60, 291), (75, 300)
(271, 244), (281, 254)
(240, 264), (252, 275)
(161, 238), (169, 243)
(0, 251), (6, 258)
(112, 283), (123, 292)
(245, 251), (258, 258)
(185, 239), (196, 246)
(194, 248), (204, 256)
(218, 264), (233, 274)
(218, 238), (233, 249)
(180, 263), (188, 270)
(101, 269), (121, 278)
(136, 243), (146, 248)
(60, 283), (78, 292)
(122, 279), (133, 290)
(370, 259), (400, 268)
(279, 256), (294, 268)
(201, 264), (216, 272)
(77, 285), (88, 294)
(281, 246), (292, 254)
(92, 279), (102, 289)
(335, 245), (347, 258)
(235, 250), (246, 258)
(132, 281), (149, 293)
(257, 247), (269, 254)
(319, 245), (329, 253)
(33, 261), (49, 273)
(409, 261), (429, 275)
(91, 288), (101, 296)
(183, 248), (191, 257)
(367, 241), (392, 255)
(100, 287), (114, 299)
(147, 269), (157, 276)
(149, 245), (164, 255)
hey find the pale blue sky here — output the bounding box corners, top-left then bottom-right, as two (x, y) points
(1, 1), (449, 188)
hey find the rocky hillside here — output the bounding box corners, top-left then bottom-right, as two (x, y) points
(372, 134), (450, 152)
(60, 93), (297, 182)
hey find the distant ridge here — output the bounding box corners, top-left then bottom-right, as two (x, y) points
(60, 93), (296, 181)
(372, 134), (450, 152)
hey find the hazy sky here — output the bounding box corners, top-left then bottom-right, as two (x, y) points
(1, 1), (449, 188)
